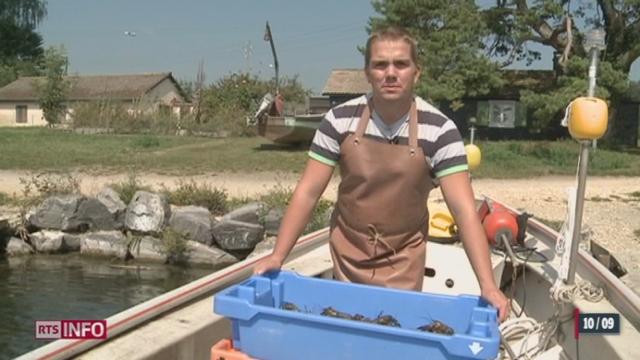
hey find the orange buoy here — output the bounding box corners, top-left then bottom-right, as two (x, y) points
(482, 210), (518, 246)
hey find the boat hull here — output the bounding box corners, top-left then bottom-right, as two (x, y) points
(257, 114), (323, 145)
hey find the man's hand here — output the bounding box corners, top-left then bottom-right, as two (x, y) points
(481, 287), (510, 323)
(253, 254), (284, 275)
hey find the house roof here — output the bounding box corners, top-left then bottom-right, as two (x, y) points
(0, 72), (184, 102)
(322, 69), (370, 95)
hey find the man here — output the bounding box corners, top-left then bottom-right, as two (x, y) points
(254, 26), (509, 322)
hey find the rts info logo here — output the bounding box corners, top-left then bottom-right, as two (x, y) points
(35, 320), (107, 340)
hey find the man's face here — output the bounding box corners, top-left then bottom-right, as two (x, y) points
(365, 39), (420, 102)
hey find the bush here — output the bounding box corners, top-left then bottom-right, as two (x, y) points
(19, 171), (80, 200)
(160, 228), (190, 265)
(253, 183), (333, 235)
(0, 191), (11, 206)
(306, 199), (333, 234)
(71, 100), (180, 135)
(110, 172), (154, 204)
(163, 180), (228, 215)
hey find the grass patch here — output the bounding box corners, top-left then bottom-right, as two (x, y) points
(163, 180), (228, 215)
(131, 135), (161, 149)
(0, 191), (10, 206)
(2, 128), (640, 177)
(634, 229), (640, 240)
(472, 140), (640, 178)
(0, 128), (307, 174)
(588, 196), (612, 202)
(628, 191), (640, 198)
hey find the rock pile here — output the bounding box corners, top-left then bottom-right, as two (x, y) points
(0, 188), (291, 270)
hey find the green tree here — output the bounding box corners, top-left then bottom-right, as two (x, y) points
(0, 19), (43, 61)
(369, 0), (505, 109)
(482, 0), (639, 141)
(0, 0), (47, 86)
(34, 46), (70, 126)
(629, 81), (640, 102)
(369, 1), (640, 143)
(0, 0), (48, 28)
(200, 72), (309, 135)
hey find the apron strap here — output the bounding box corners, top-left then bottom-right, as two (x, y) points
(354, 102), (371, 142)
(408, 100), (418, 155)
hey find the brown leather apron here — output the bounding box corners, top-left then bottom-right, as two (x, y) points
(329, 100), (435, 291)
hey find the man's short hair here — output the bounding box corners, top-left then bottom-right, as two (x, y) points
(364, 26), (419, 68)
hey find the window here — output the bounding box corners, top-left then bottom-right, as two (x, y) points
(489, 100), (516, 128)
(16, 105), (27, 123)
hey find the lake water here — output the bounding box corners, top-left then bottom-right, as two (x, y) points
(0, 254), (212, 359)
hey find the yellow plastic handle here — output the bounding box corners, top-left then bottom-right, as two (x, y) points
(430, 212), (454, 232)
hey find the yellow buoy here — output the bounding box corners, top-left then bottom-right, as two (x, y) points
(568, 97), (608, 140)
(465, 144), (481, 171)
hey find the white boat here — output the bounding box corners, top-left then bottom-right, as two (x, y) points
(19, 199), (640, 359)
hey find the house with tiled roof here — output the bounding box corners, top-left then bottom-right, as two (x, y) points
(0, 72), (188, 126)
(322, 69), (370, 108)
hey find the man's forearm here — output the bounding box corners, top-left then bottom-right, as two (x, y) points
(271, 189), (319, 262)
(457, 215), (499, 291)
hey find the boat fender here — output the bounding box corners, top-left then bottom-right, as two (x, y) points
(482, 210), (518, 246)
(477, 200), (508, 223)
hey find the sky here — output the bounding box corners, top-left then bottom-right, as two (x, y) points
(39, 0), (639, 95)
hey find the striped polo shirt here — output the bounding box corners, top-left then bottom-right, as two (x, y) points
(309, 95), (468, 179)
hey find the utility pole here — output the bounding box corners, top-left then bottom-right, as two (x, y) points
(263, 21), (279, 94)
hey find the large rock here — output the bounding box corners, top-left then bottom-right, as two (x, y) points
(28, 195), (84, 231)
(68, 197), (122, 231)
(212, 219), (264, 251)
(63, 233), (82, 251)
(248, 236), (277, 258)
(80, 231), (128, 258)
(125, 191), (171, 233)
(128, 235), (166, 263)
(96, 187), (127, 228)
(222, 202), (266, 224)
(29, 230), (77, 253)
(184, 240), (238, 269)
(169, 206), (212, 245)
(5, 237), (34, 256)
(264, 207), (284, 236)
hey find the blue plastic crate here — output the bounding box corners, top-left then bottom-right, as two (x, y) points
(214, 271), (499, 360)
